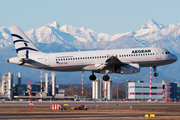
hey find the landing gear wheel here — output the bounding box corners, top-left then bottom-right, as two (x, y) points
(154, 73), (158, 77)
(153, 66), (159, 77)
(103, 75), (110, 81)
(89, 74), (96, 81)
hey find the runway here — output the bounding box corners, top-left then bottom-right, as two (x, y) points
(0, 101), (180, 119)
(0, 113), (180, 119)
(0, 101), (180, 109)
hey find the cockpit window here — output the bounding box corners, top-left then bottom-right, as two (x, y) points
(166, 51), (171, 54)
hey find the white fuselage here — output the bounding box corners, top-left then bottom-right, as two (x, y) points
(9, 47), (177, 73)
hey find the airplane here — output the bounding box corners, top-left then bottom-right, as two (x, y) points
(7, 26), (178, 81)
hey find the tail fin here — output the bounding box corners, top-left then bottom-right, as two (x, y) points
(10, 26), (41, 58)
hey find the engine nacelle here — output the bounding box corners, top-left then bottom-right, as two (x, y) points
(116, 63), (140, 74)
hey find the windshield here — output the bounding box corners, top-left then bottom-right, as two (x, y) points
(166, 51), (171, 54)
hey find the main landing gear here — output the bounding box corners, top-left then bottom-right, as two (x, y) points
(89, 72), (110, 81)
(89, 72), (96, 81)
(102, 74), (110, 81)
(153, 66), (159, 77)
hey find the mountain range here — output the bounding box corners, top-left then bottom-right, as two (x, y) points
(0, 19), (180, 84)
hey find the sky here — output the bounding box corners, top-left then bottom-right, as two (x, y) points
(1, 0), (180, 35)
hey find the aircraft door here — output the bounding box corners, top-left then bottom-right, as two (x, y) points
(44, 56), (50, 66)
(155, 49), (161, 59)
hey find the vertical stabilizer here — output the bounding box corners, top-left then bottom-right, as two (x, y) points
(10, 26), (41, 58)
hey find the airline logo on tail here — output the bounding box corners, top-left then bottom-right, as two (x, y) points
(12, 34), (38, 59)
(10, 26), (41, 58)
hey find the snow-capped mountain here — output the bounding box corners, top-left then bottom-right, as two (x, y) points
(1, 19), (180, 53)
(0, 27), (12, 48)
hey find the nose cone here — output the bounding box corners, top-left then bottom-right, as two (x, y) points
(171, 54), (178, 63)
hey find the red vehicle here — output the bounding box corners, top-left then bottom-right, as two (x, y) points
(71, 105), (88, 110)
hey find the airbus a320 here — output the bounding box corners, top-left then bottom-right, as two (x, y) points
(7, 27), (177, 81)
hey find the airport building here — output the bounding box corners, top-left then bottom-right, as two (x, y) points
(0, 72), (13, 100)
(1, 72), (180, 101)
(0, 72), (69, 101)
(91, 79), (112, 100)
(92, 79), (100, 99)
(126, 80), (180, 101)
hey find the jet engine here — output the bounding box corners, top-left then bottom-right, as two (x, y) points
(116, 63), (140, 74)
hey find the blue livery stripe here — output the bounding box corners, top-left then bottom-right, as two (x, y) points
(11, 34), (23, 39)
(26, 50), (29, 58)
(16, 47), (38, 53)
(14, 40), (29, 44)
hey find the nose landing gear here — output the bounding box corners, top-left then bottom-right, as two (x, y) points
(153, 66), (159, 77)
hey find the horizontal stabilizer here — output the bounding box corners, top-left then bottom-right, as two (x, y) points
(19, 58), (35, 63)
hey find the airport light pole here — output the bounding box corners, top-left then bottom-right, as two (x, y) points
(82, 71), (84, 97)
(99, 78), (101, 101)
(40, 69), (43, 101)
(113, 77), (118, 100)
(150, 67), (152, 101)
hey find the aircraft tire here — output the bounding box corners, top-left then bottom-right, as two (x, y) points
(154, 73), (158, 77)
(89, 75), (96, 81)
(103, 75), (110, 81)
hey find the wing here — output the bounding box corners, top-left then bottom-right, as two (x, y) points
(82, 56), (122, 71)
(98, 56), (122, 70)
